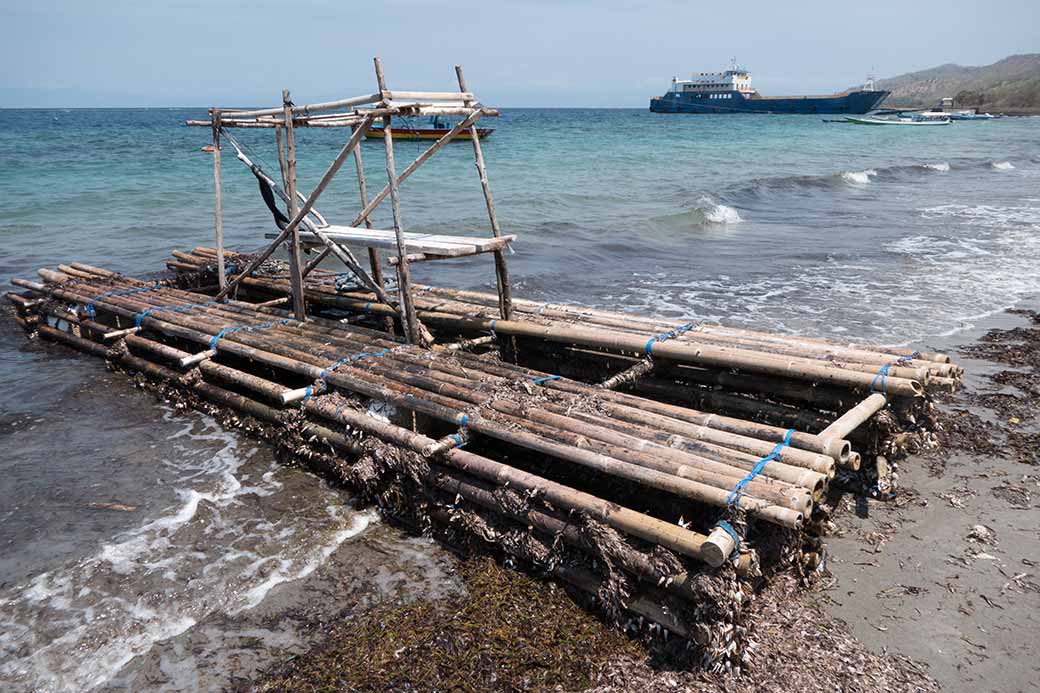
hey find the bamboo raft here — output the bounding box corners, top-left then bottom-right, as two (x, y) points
(3, 59), (960, 670)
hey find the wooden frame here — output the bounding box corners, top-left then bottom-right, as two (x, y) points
(188, 57), (511, 344)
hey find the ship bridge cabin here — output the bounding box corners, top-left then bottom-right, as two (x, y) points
(669, 69), (755, 100)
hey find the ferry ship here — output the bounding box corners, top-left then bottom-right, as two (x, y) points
(649, 66), (889, 115)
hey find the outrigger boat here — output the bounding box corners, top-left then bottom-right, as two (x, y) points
(365, 115), (493, 141)
(844, 113), (951, 126)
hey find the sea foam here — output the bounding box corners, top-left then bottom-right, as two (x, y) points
(991, 161), (1014, 170)
(922, 162), (950, 172)
(840, 169), (877, 185)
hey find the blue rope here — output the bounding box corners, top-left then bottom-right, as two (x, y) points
(456, 413), (469, 426)
(318, 348), (394, 384)
(300, 385), (313, 403)
(209, 318), (294, 350)
(134, 300), (221, 328)
(531, 375), (562, 385)
(727, 428), (797, 506)
(645, 322), (699, 357)
(872, 351), (922, 393)
(450, 433), (467, 449)
(714, 520), (741, 560)
(488, 319), (497, 339)
(84, 282), (160, 319)
(870, 363), (890, 394)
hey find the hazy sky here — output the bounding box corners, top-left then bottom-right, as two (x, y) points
(2, 0), (1037, 107)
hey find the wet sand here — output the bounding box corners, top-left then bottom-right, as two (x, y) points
(822, 303), (1040, 692)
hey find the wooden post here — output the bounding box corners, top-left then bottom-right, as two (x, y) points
(352, 123), (395, 335)
(211, 108), (227, 292)
(274, 125), (289, 189)
(300, 109), (486, 276)
(375, 57), (420, 344)
(455, 64), (512, 322)
(216, 125), (387, 303)
(282, 89), (307, 321)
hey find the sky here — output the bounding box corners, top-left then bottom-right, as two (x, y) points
(2, 0), (1037, 108)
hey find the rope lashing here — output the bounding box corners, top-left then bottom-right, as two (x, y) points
(870, 364), (890, 394)
(713, 520), (742, 561)
(727, 428), (796, 506)
(318, 348), (396, 385)
(645, 322), (699, 357)
(134, 300), (222, 328)
(209, 318), (295, 351)
(535, 304), (548, 316)
(84, 282), (161, 319)
(531, 375), (562, 386)
(870, 351), (921, 394)
(488, 319), (497, 339)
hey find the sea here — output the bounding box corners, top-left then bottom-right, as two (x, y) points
(1, 107), (1038, 691)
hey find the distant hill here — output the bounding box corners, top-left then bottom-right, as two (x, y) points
(867, 54), (1040, 112)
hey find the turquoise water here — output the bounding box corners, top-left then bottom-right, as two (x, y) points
(1, 108), (1039, 690)
(4, 108), (1039, 341)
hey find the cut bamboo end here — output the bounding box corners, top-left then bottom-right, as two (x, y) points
(844, 451), (862, 471)
(702, 525), (739, 568)
(179, 349), (217, 368)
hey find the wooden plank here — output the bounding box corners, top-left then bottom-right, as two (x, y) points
(278, 228), (516, 256)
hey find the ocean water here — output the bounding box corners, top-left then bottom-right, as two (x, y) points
(1, 108), (1039, 690)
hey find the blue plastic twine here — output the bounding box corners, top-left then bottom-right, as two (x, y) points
(645, 322), (698, 357)
(85, 282), (160, 319)
(134, 300), (221, 328)
(209, 318), (294, 350)
(713, 520), (741, 560)
(727, 428), (796, 506)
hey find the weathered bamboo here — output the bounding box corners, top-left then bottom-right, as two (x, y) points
(301, 108), (487, 276)
(374, 57), (420, 344)
(211, 108), (227, 292)
(282, 89), (307, 321)
(29, 276), (805, 527)
(212, 117), (376, 303)
(416, 311), (925, 397)
(456, 64), (512, 321)
(819, 392), (888, 443)
(274, 124), (289, 189)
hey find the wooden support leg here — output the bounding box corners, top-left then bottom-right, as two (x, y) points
(455, 64), (513, 323)
(351, 123), (396, 335)
(375, 57), (422, 345)
(211, 108), (227, 292)
(282, 89), (307, 321)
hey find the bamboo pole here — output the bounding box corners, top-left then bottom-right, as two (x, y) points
(455, 64), (512, 322)
(300, 108), (487, 275)
(274, 125), (289, 190)
(212, 118), (376, 303)
(350, 122), (394, 335)
(32, 276), (804, 528)
(211, 108), (227, 292)
(282, 89), (307, 321)
(819, 392), (888, 442)
(30, 313), (724, 566)
(374, 57), (421, 345)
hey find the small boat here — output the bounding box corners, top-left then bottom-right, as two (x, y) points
(365, 115), (493, 141)
(948, 110), (998, 121)
(844, 114), (950, 126)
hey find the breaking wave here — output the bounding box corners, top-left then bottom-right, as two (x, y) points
(920, 162), (950, 172)
(991, 160), (1014, 170)
(840, 169), (878, 185)
(0, 411), (374, 692)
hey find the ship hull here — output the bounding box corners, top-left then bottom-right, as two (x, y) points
(650, 90), (890, 115)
